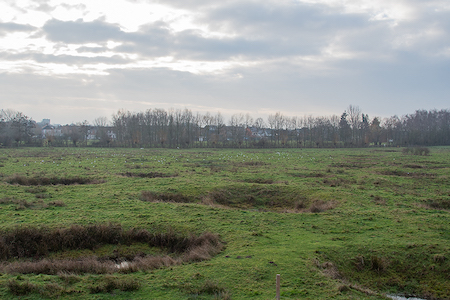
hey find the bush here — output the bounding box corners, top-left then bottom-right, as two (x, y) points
(7, 280), (38, 296)
(402, 147), (430, 156)
(370, 256), (389, 273)
(89, 276), (141, 294)
(183, 280), (229, 298)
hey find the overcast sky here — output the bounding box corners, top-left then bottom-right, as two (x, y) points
(1, 0), (449, 124)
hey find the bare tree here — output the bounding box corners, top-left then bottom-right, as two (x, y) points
(229, 113), (245, 147)
(339, 112), (351, 147)
(346, 105), (361, 146)
(93, 117), (110, 146)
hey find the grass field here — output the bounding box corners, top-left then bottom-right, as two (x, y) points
(0, 146), (449, 299)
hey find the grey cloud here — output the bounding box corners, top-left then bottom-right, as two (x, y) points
(202, 2), (367, 34)
(0, 51), (131, 66)
(142, 0), (215, 10)
(116, 22), (173, 56)
(60, 3), (87, 10)
(127, 2), (373, 59)
(392, 9), (450, 55)
(149, 1), (450, 60)
(0, 22), (36, 36)
(32, 53), (130, 65)
(33, 3), (55, 12)
(40, 3), (374, 61)
(43, 18), (124, 43)
(117, 28), (269, 60)
(76, 46), (110, 53)
(27, 0), (85, 12)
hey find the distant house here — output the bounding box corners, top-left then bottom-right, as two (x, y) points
(249, 127), (272, 139)
(107, 129), (116, 140)
(42, 124), (62, 137)
(86, 127), (117, 141)
(87, 128), (97, 140)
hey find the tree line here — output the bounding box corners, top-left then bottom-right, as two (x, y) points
(1, 106), (449, 148)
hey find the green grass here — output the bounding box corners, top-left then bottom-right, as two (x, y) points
(0, 147), (449, 299)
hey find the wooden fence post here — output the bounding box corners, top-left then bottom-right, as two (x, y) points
(276, 274), (280, 300)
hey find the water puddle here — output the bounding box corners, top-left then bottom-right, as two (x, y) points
(115, 261), (130, 269)
(387, 295), (426, 300)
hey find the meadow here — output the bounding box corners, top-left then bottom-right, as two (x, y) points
(0, 146), (449, 299)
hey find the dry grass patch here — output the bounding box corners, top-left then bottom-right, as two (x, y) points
(181, 280), (230, 299)
(313, 258), (378, 296)
(370, 195), (387, 205)
(120, 171), (176, 178)
(424, 198), (450, 210)
(322, 177), (355, 187)
(242, 178), (274, 184)
(89, 276), (141, 294)
(47, 200), (66, 207)
(308, 200), (337, 213)
(0, 224), (223, 275)
(7, 279), (67, 297)
(140, 191), (191, 203)
(6, 174), (103, 186)
(292, 172), (326, 178)
(0, 198), (52, 210)
(231, 161), (267, 167)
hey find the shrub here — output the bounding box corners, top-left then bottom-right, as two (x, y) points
(370, 256), (388, 273)
(7, 280), (38, 296)
(183, 280), (228, 298)
(433, 254), (445, 264)
(89, 276), (141, 294)
(402, 147), (430, 156)
(58, 272), (82, 285)
(119, 278), (141, 291)
(402, 147), (413, 154)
